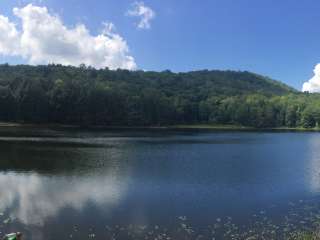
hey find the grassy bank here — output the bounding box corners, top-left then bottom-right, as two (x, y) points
(170, 124), (254, 130)
(290, 232), (320, 240)
(170, 124), (320, 132)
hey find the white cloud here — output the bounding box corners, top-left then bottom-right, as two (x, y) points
(0, 16), (21, 55)
(302, 64), (320, 93)
(127, 1), (155, 30)
(0, 4), (137, 70)
(102, 21), (116, 34)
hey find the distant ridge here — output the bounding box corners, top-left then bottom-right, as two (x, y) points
(0, 64), (303, 127)
(0, 64), (296, 97)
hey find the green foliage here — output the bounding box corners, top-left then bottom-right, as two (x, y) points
(1, 64), (318, 128)
(288, 231), (320, 240)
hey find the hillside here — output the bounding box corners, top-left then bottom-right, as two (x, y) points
(0, 64), (314, 128)
(0, 64), (295, 98)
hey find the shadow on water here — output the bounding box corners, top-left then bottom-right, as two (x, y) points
(0, 139), (121, 174)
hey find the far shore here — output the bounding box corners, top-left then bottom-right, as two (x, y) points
(0, 122), (320, 132)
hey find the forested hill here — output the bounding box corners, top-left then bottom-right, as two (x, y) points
(0, 64), (317, 128)
(0, 64), (295, 96)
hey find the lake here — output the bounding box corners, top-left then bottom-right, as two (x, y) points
(1, 127), (320, 239)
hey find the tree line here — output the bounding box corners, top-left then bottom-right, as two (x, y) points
(0, 64), (318, 128)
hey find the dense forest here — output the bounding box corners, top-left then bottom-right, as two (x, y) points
(0, 64), (319, 128)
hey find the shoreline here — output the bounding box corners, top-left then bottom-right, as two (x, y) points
(0, 122), (320, 132)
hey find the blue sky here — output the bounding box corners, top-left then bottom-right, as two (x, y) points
(0, 0), (320, 90)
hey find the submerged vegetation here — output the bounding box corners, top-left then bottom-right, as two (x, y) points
(0, 64), (319, 129)
(1, 198), (320, 239)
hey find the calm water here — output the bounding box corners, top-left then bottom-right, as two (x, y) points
(1, 127), (320, 239)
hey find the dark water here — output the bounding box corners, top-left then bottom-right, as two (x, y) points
(1, 127), (320, 239)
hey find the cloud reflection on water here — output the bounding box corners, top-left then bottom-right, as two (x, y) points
(0, 172), (129, 226)
(306, 135), (320, 194)
(0, 134), (134, 226)
(0, 136), (133, 227)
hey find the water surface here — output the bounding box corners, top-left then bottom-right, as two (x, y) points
(0, 127), (320, 239)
